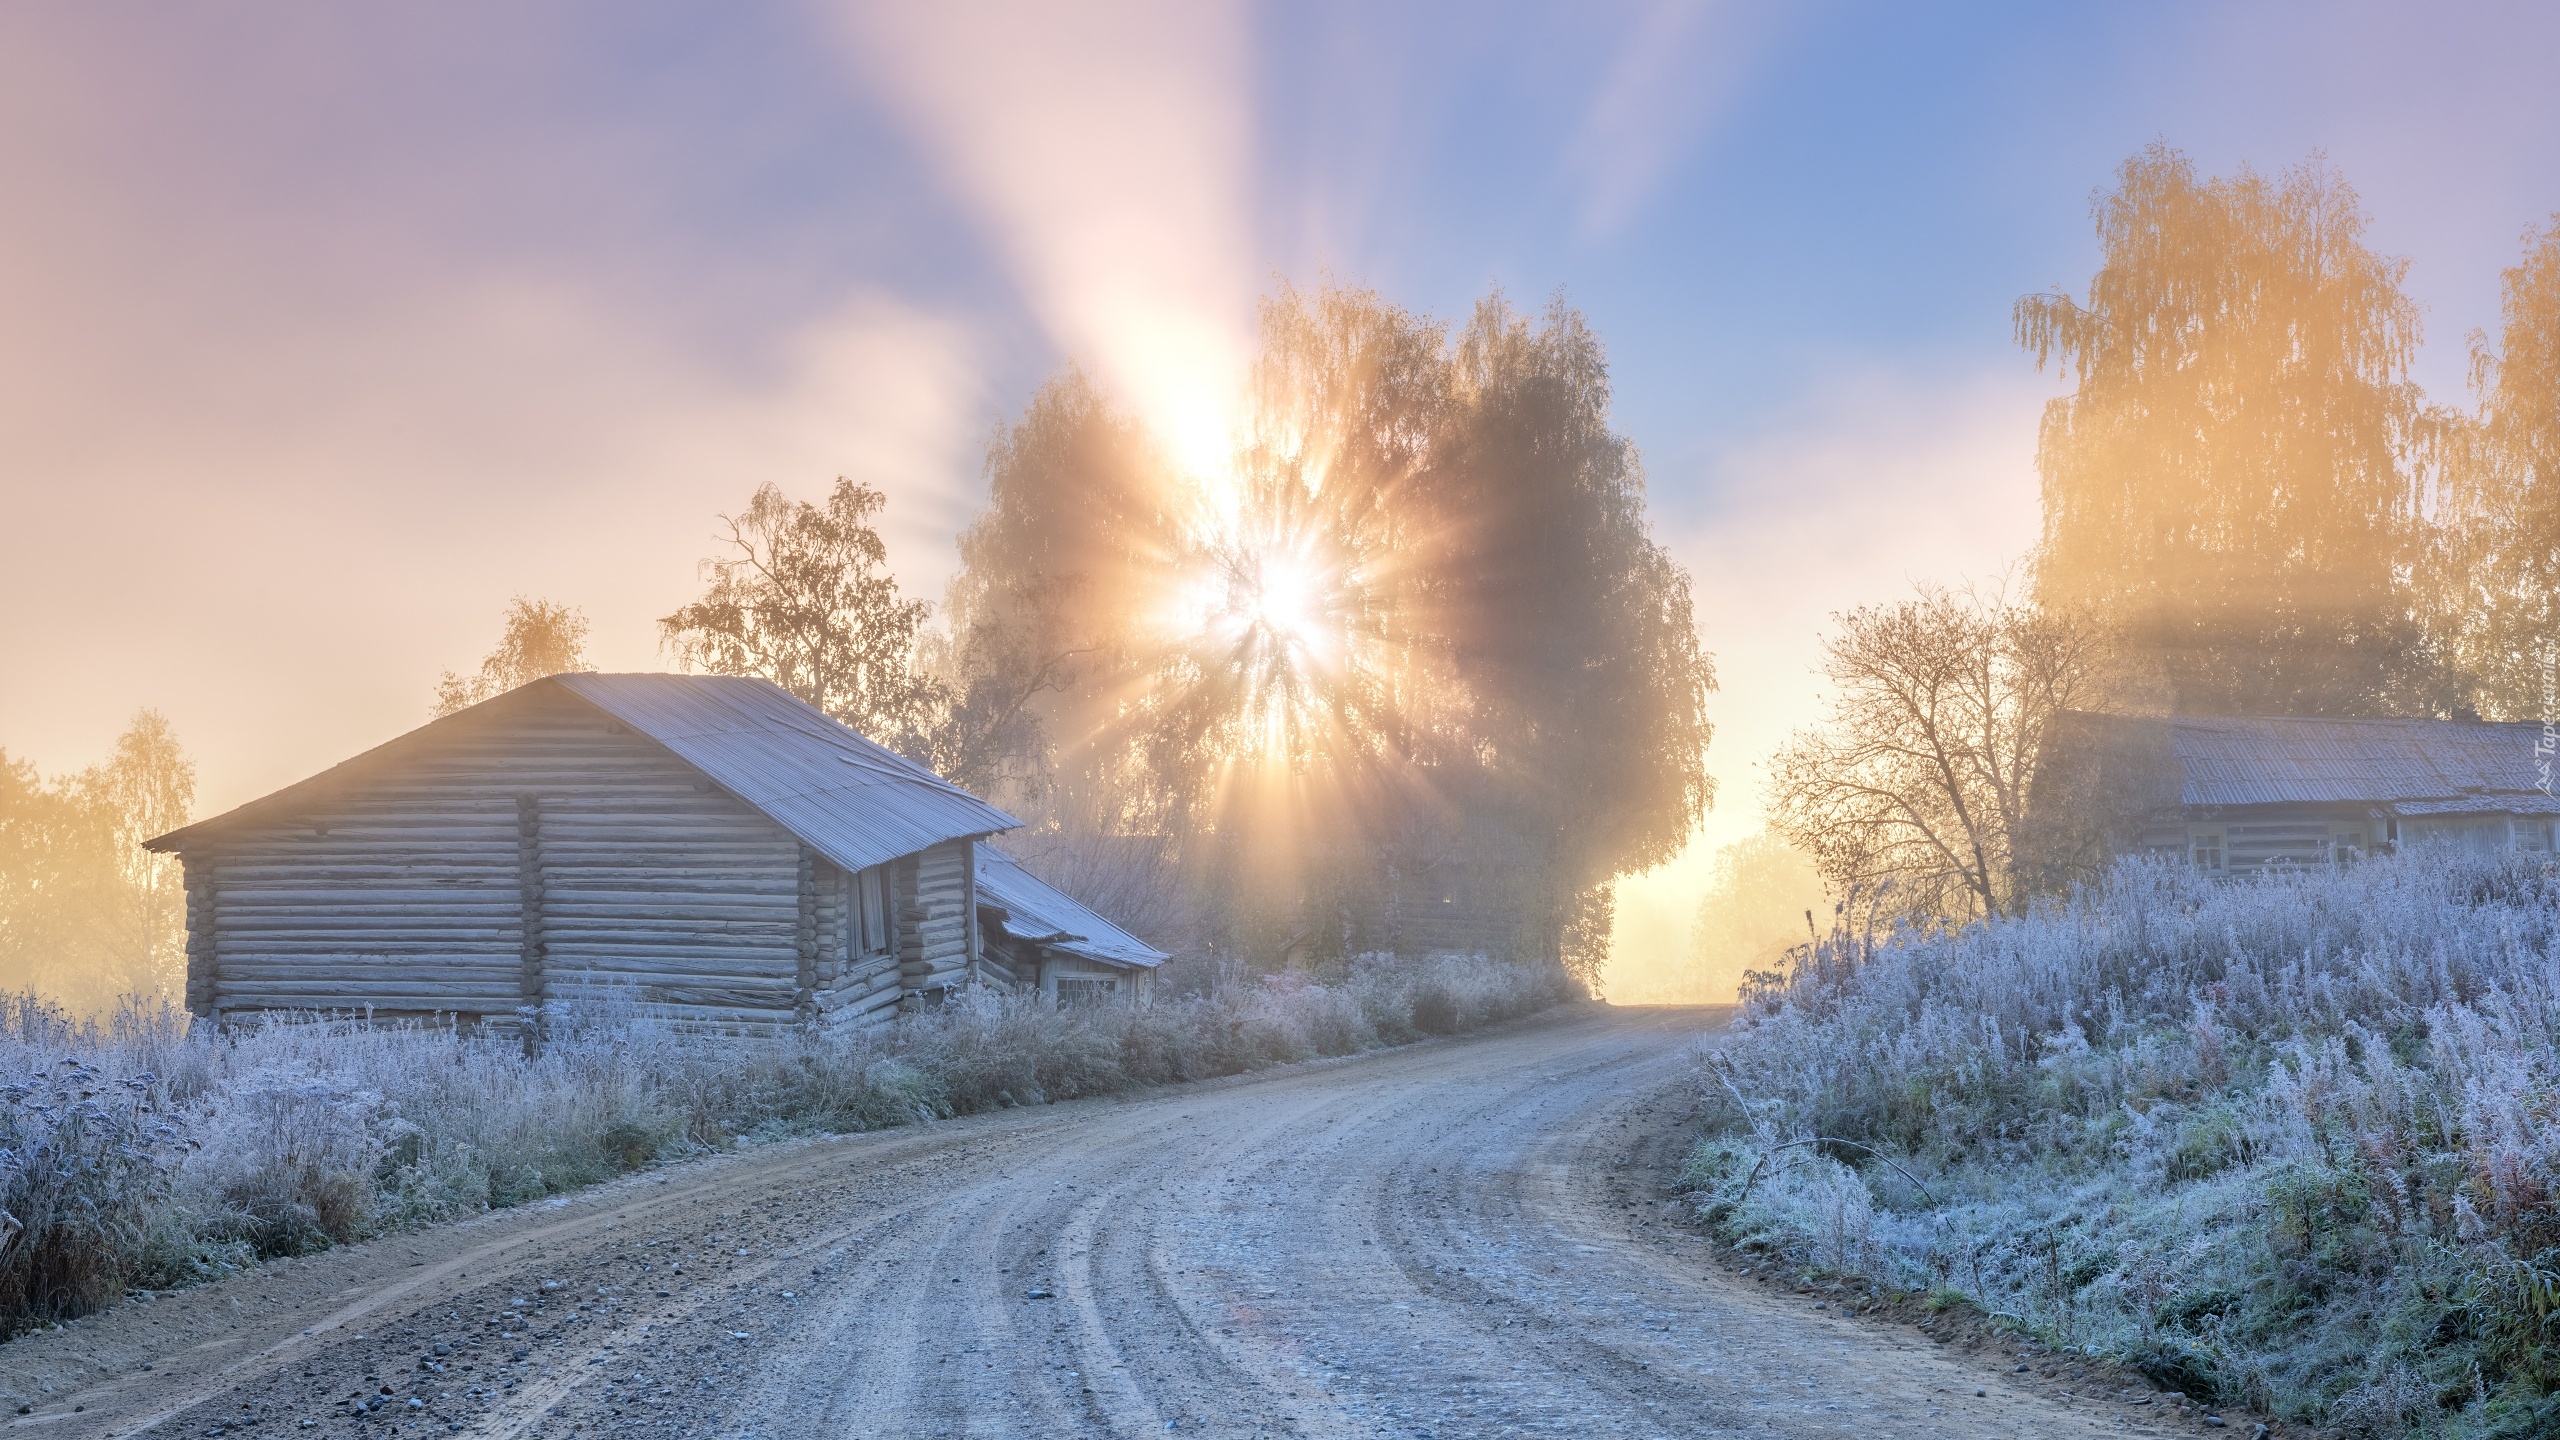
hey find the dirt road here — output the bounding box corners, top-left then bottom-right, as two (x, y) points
(3, 1006), (2195, 1438)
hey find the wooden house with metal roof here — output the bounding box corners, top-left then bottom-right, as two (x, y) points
(143, 674), (1161, 1034)
(973, 847), (1167, 1004)
(2038, 713), (2559, 876)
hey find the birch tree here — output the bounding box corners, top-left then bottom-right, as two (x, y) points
(0, 712), (195, 1009)
(434, 597), (592, 715)
(1770, 585), (2120, 923)
(2442, 218), (2560, 722)
(937, 285), (1716, 976)
(661, 479), (938, 749)
(2018, 145), (2460, 717)
(934, 369), (1182, 815)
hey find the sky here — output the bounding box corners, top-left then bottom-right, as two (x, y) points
(5, 1), (2557, 998)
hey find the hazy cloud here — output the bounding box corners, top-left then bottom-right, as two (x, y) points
(828, 0), (1258, 475)
(1, 273), (983, 812)
(0, 8), (992, 809)
(1567, 0), (1768, 238)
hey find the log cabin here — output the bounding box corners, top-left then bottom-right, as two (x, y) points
(2037, 712), (2559, 876)
(143, 673), (1157, 1034)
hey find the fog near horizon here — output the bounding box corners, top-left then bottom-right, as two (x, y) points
(4, 1), (2556, 1000)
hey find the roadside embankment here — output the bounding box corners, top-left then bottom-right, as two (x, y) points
(1681, 850), (2560, 1438)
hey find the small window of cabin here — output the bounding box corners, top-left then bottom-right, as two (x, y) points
(2328, 824), (2366, 865)
(2190, 830), (2225, 874)
(864, 865), (892, 954)
(1056, 976), (1118, 1008)
(840, 864), (893, 961)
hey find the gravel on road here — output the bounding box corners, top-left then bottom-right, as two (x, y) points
(2, 1004), (2195, 1438)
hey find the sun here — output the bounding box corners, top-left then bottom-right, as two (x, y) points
(1247, 551), (1323, 654)
(1153, 481), (1370, 774)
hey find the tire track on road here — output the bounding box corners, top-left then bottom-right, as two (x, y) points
(3, 1007), (2196, 1439)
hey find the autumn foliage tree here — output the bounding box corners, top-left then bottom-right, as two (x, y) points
(934, 369), (1184, 818)
(661, 479), (940, 751)
(1689, 830), (1827, 999)
(434, 597), (592, 715)
(2441, 217), (2560, 722)
(938, 285), (1716, 979)
(2018, 144), (2460, 717)
(0, 712), (195, 1010)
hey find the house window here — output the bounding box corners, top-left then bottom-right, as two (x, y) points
(2190, 831), (2225, 873)
(1056, 976), (1117, 1008)
(842, 864), (892, 960)
(2329, 825), (2366, 865)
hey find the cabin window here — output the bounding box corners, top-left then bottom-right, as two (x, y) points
(2189, 831), (2225, 873)
(1056, 976), (1117, 1008)
(840, 864), (892, 960)
(2329, 824), (2366, 865)
(856, 864), (891, 956)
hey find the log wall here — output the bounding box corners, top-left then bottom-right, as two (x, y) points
(2137, 806), (2557, 874)
(803, 856), (905, 1031)
(898, 839), (975, 1002)
(798, 845), (911, 1024)
(182, 862), (215, 1014)
(2138, 809), (2364, 874)
(179, 685), (967, 1035)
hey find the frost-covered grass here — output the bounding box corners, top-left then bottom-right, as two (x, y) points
(0, 954), (1572, 1338)
(1686, 849), (2560, 1438)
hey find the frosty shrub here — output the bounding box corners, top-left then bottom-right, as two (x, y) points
(0, 1001), (198, 1329)
(1688, 848), (2560, 1437)
(0, 953), (1572, 1338)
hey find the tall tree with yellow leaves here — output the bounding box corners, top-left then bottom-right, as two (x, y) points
(2442, 218), (2560, 723)
(2018, 144), (2463, 717)
(434, 597), (592, 715)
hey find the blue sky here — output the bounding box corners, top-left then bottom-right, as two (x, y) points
(4, 1), (2555, 990)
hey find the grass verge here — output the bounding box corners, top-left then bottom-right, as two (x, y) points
(0, 954), (1574, 1339)
(1682, 849), (2560, 1439)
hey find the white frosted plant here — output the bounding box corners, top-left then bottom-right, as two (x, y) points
(0, 952), (1571, 1335)
(1692, 847), (2560, 1435)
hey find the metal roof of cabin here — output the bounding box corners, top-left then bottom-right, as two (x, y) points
(552, 674), (1020, 871)
(2156, 715), (2552, 809)
(975, 846), (1168, 969)
(147, 673), (1021, 872)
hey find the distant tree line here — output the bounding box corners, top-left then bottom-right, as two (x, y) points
(0, 713), (194, 1009)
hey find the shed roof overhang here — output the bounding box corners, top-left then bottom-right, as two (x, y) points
(974, 845), (1167, 970)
